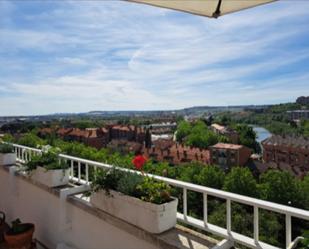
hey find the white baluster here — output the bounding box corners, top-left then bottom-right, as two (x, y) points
(183, 188), (187, 221)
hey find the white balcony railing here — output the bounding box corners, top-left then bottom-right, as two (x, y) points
(11, 143), (309, 249)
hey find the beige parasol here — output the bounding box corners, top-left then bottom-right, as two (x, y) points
(127, 0), (277, 18)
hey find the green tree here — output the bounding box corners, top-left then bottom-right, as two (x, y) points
(18, 133), (45, 148)
(185, 121), (219, 148)
(176, 121), (191, 142)
(302, 174), (309, 209)
(223, 167), (258, 197)
(302, 120), (309, 138)
(259, 170), (304, 209)
(1, 134), (15, 143)
(234, 124), (259, 152)
(196, 165), (225, 189)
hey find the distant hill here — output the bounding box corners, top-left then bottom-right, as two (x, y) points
(0, 104), (274, 119)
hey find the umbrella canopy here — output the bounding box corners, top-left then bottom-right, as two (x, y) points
(127, 0), (276, 18)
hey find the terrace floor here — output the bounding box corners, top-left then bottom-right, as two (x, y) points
(0, 165), (221, 249)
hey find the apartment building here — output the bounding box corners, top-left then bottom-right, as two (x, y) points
(38, 125), (147, 150)
(262, 135), (309, 178)
(142, 139), (210, 165)
(209, 143), (252, 170)
(58, 128), (110, 149)
(109, 125), (146, 143)
(210, 123), (239, 144)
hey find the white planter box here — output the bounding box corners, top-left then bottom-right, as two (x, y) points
(0, 153), (16, 166)
(30, 166), (70, 188)
(90, 190), (178, 234)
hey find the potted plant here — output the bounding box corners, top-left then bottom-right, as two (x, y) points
(0, 144), (16, 166)
(25, 149), (70, 188)
(90, 168), (178, 234)
(4, 218), (35, 249)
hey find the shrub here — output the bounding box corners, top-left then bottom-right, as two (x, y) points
(135, 177), (171, 204)
(25, 151), (69, 172)
(0, 144), (14, 154)
(117, 172), (143, 196)
(17, 133), (45, 148)
(91, 168), (172, 205)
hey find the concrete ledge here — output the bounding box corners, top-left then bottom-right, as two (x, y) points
(1, 165), (219, 249)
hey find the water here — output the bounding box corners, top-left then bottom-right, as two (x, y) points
(251, 126), (272, 143)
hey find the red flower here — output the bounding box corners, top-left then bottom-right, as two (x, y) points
(132, 155), (147, 171)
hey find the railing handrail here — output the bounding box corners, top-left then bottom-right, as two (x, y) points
(59, 153), (309, 221)
(12, 143), (42, 153)
(10, 142), (309, 249)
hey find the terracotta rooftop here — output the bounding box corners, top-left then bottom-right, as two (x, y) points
(143, 139), (211, 165)
(210, 143), (243, 150)
(211, 123), (226, 132)
(56, 128), (73, 136)
(262, 135), (309, 149)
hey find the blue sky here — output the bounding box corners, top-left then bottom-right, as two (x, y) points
(0, 0), (309, 116)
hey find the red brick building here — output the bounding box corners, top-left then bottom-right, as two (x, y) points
(209, 143), (252, 170)
(57, 128), (110, 149)
(262, 135), (309, 178)
(37, 128), (55, 138)
(109, 125), (145, 143)
(142, 139), (210, 165)
(39, 125), (147, 150)
(107, 139), (142, 154)
(56, 128), (73, 138)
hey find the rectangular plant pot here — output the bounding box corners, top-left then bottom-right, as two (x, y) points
(30, 166), (70, 188)
(0, 153), (16, 166)
(90, 190), (178, 234)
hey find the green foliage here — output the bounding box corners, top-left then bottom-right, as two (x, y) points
(177, 163), (203, 183)
(176, 120), (222, 149)
(208, 203), (283, 247)
(25, 151), (69, 172)
(258, 210), (283, 247)
(91, 168), (124, 195)
(233, 124), (259, 152)
(0, 143), (14, 153)
(136, 177), (171, 204)
(186, 122), (219, 149)
(214, 103), (308, 137)
(15, 132), (309, 247)
(9, 219), (32, 235)
(299, 230), (309, 249)
(259, 170), (305, 209)
(223, 167), (258, 197)
(0, 121), (43, 134)
(217, 114), (232, 126)
(91, 168), (172, 204)
(176, 121), (191, 142)
(302, 175), (309, 209)
(18, 133), (45, 148)
(196, 165), (225, 189)
(302, 120), (309, 138)
(143, 161), (176, 178)
(269, 103), (302, 113)
(117, 172), (144, 196)
(1, 134), (15, 143)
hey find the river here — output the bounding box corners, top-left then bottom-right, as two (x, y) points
(251, 126), (272, 143)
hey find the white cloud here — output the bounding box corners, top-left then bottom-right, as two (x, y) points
(0, 0), (309, 115)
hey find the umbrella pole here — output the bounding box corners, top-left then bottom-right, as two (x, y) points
(212, 0), (223, 18)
